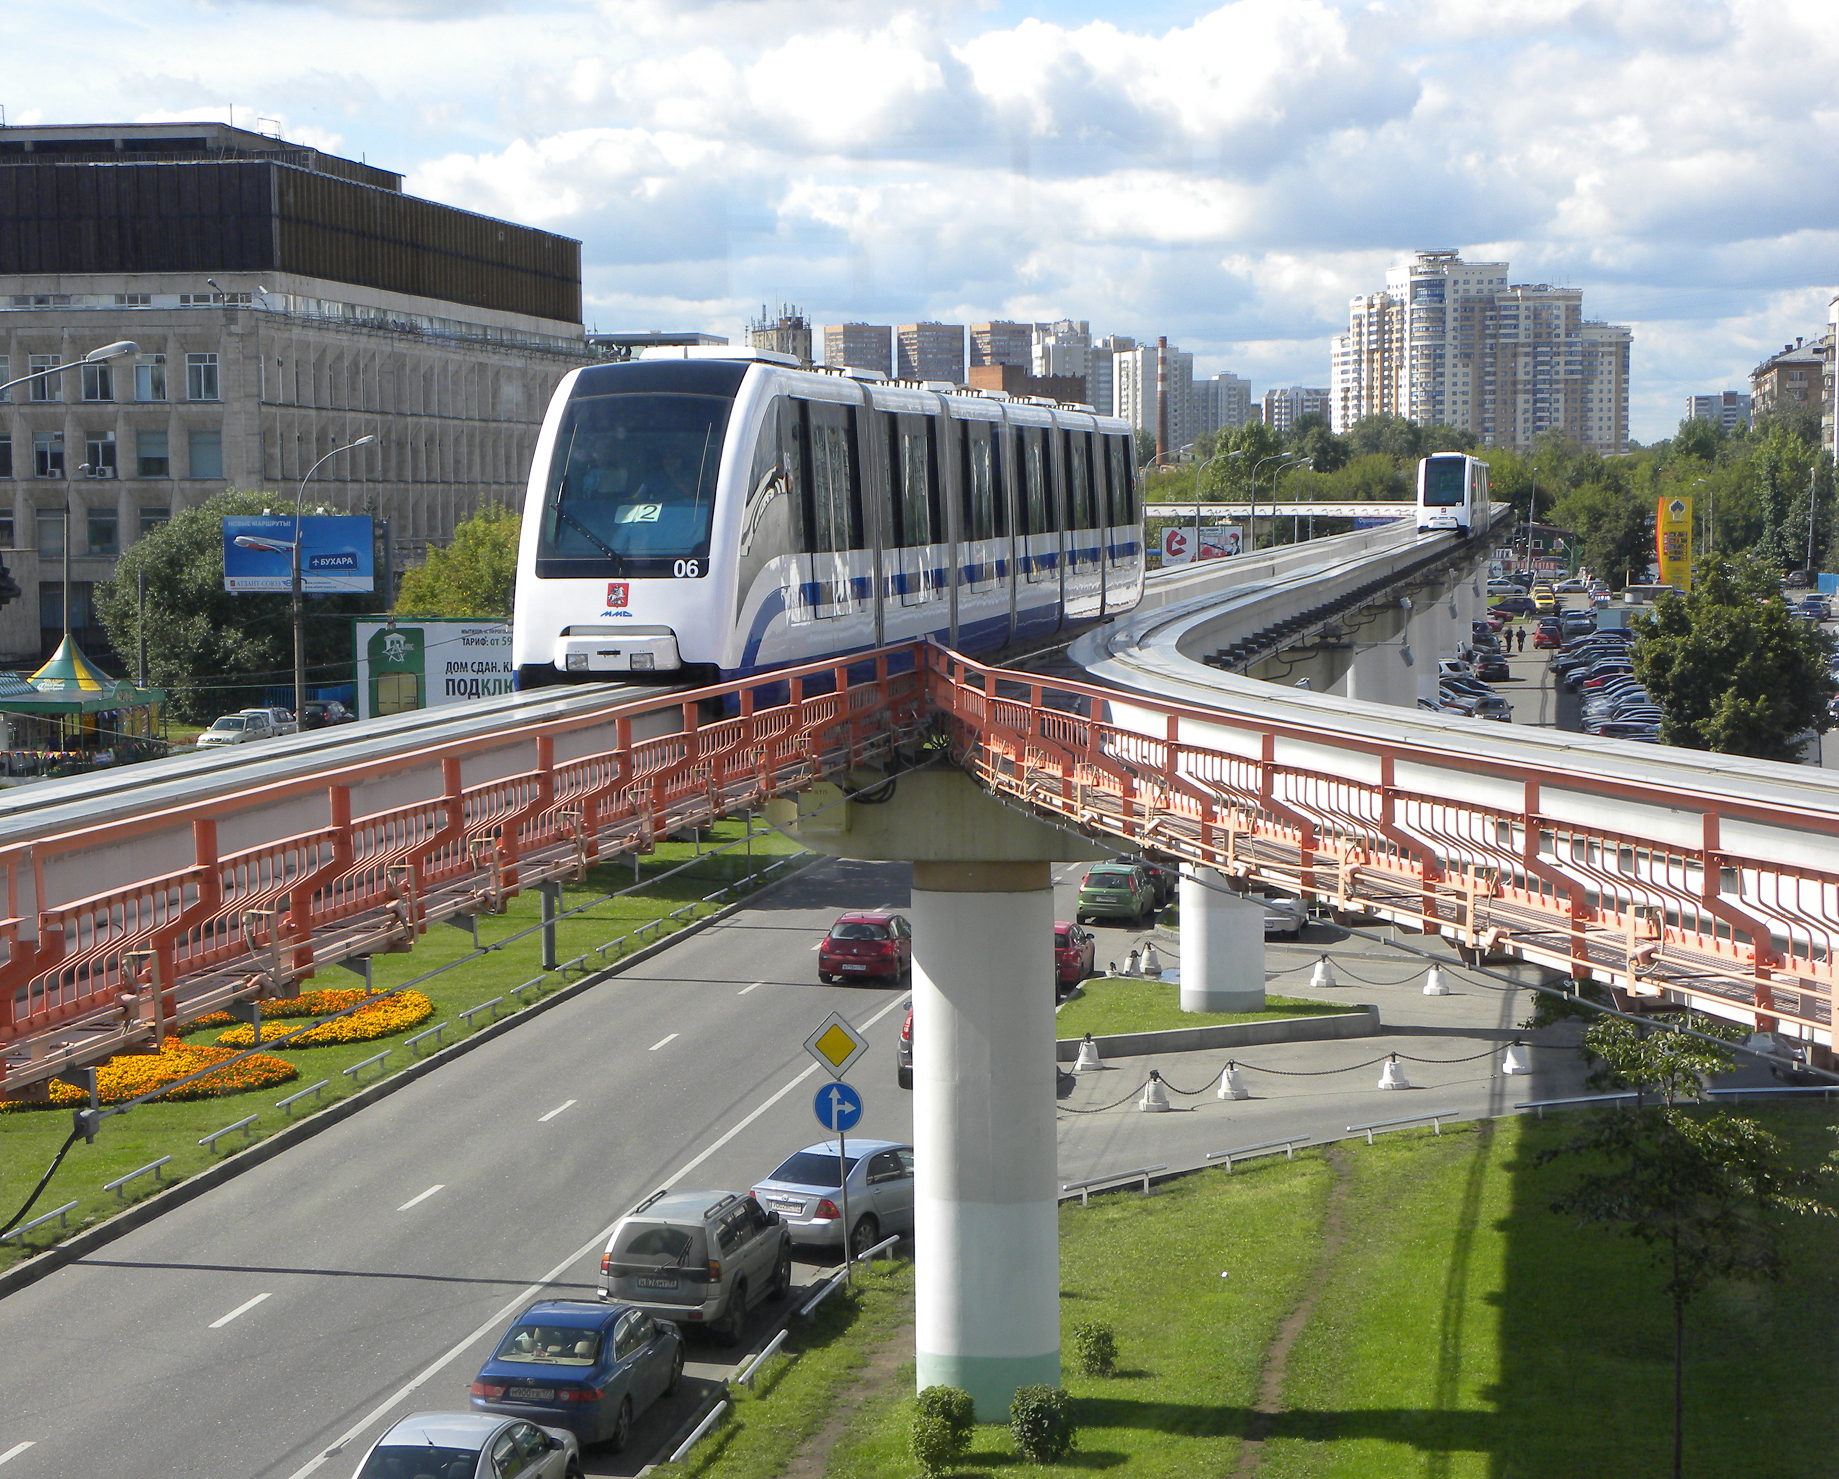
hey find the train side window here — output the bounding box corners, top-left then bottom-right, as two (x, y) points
(1023, 431), (1048, 536)
(1110, 437), (1136, 526)
(964, 429), (995, 543)
(777, 398), (807, 551)
(896, 418), (931, 548)
(1066, 432), (1093, 531)
(807, 405), (859, 554)
(990, 425), (1010, 539)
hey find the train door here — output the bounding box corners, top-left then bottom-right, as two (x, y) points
(937, 401), (963, 649)
(847, 382), (888, 648)
(778, 399), (813, 630)
(1088, 429), (1109, 620)
(996, 419), (1020, 647)
(1046, 422), (1069, 632)
(802, 400), (865, 627)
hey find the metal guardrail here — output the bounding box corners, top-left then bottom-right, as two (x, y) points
(852, 1233), (900, 1264)
(103, 1155), (171, 1200)
(1705, 1084), (1839, 1102)
(736, 1328), (789, 1390)
(668, 1399), (729, 1466)
(1061, 1163), (1167, 1207)
(404, 1023), (447, 1056)
(1513, 1092), (1640, 1117)
(1206, 1137), (1309, 1172)
(199, 1114), (258, 1154)
(799, 1269), (849, 1320)
(342, 1049), (391, 1083)
(276, 1079), (329, 1116)
(459, 999), (503, 1030)
(1, 1200), (78, 1243)
(1345, 1110), (1460, 1144)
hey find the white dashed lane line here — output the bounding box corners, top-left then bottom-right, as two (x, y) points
(649, 1033), (679, 1051)
(537, 1100), (577, 1123)
(738, 981), (763, 995)
(0, 1442), (34, 1465)
(209, 1293), (272, 1329)
(397, 1184), (444, 1212)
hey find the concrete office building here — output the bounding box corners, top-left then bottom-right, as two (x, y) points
(823, 323), (892, 377)
(748, 305), (812, 366)
(0, 120), (592, 663)
(1333, 249), (1631, 454)
(1686, 391), (1751, 434)
(898, 323), (966, 384)
(969, 322), (1033, 370)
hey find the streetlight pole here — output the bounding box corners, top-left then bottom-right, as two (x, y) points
(1249, 452), (1293, 555)
(1277, 458), (1313, 543)
(1190, 448), (1241, 560)
(289, 436), (375, 713)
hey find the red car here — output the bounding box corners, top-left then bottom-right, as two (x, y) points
(818, 911), (911, 983)
(1532, 625), (1561, 649)
(1055, 921), (1095, 991)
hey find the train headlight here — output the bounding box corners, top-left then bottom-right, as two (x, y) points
(630, 652), (655, 671)
(566, 653), (589, 672)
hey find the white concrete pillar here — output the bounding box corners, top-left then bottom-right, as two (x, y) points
(1407, 596), (1441, 702)
(911, 860), (1060, 1418)
(1179, 868), (1265, 1012)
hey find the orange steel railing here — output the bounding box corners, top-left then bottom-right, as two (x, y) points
(5, 639), (1835, 1095)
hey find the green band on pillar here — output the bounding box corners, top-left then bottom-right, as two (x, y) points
(916, 1349), (1061, 1422)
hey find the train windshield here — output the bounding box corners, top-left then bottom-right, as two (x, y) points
(1421, 458), (1467, 507)
(535, 392), (730, 577)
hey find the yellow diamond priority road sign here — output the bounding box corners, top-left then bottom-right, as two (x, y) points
(804, 1010), (869, 1080)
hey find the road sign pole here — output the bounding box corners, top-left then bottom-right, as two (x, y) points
(838, 1122), (851, 1287)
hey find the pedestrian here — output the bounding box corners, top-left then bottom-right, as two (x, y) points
(1516, 626), (1525, 653)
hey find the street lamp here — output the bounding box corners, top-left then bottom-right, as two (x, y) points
(1188, 448), (1242, 560)
(1277, 458), (1313, 543)
(1248, 453), (1308, 553)
(235, 434), (375, 715)
(0, 340), (139, 400)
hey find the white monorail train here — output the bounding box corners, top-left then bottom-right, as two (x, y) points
(512, 348), (1146, 689)
(1416, 451), (1489, 536)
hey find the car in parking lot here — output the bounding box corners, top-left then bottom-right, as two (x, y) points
(1262, 894), (1306, 938)
(468, 1299), (682, 1453)
(241, 705), (297, 736)
(754, 1138), (914, 1258)
(1490, 595), (1536, 618)
(1055, 921), (1095, 989)
(1076, 862), (1157, 924)
(1532, 622), (1562, 649)
(1799, 594), (1831, 621)
(196, 712), (274, 747)
(1474, 651), (1510, 682)
(597, 1188), (792, 1345)
(300, 698), (356, 728)
(1114, 855), (1176, 906)
(352, 1412), (580, 1479)
(817, 911), (911, 983)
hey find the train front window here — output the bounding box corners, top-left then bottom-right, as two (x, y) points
(1421, 458), (1467, 507)
(535, 392), (729, 577)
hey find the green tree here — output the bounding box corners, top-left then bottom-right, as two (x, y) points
(1673, 416), (1721, 463)
(95, 490), (378, 721)
(1285, 413), (1350, 473)
(1421, 422), (1478, 454)
(1540, 1014), (1836, 1479)
(1546, 478), (1653, 589)
(1632, 554), (1837, 759)
(1347, 413), (1421, 462)
(393, 505), (521, 618)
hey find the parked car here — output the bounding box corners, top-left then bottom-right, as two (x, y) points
(351, 1413), (578, 1479)
(469, 1299), (682, 1453)
(1555, 578), (1586, 593)
(817, 911), (911, 983)
(1532, 624), (1562, 650)
(1114, 855), (1177, 907)
(1075, 863), (1156, 924)
(1475, 652), (1510, 682)
(754, 1138), (915, 1258)
(1262, 894), (1306, 939)
(597, 1189), (792, 1345)
(299, 698), (355, 728)
(897, 1008), (914, 1088)
(1490, 595), (1537, 617)
(1799, 594), (1831, 621)
(1055, 921), (1095, 990)
(240, 705), (297, 736)
(196, 712), (276, 747)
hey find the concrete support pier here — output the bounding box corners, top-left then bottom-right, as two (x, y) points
(1178, 867), (1265, 1012)
(911, 860), (1061, 1416)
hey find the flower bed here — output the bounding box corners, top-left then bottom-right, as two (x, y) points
(186, 987), (376, 1032)
(210, 990), (434, 1049)
(2, 1038), (298, 1111)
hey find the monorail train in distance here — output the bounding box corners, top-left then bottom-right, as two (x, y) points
(1416, 451), (1489, 536)
(511, 348), (1146, 689)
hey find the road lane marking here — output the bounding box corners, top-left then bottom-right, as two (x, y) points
(397, 1184), (444, 1212)
(537, 1100), (577, 1123)
(282, 992), (908, 1479)
(0, 1443), (34, 1465)
(210, 1292), (272, 1328)
(649, 1033), (678, 1051)
(738, 981), (763, 995)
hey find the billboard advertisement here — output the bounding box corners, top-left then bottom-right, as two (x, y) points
(354, 619), (513, 719)
(1160, 524), (1242, 565)
(1654, 496), (1692, 592)
(224, 515), (375, 593)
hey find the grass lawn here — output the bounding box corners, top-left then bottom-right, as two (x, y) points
(1055, 975), (1362, 1040)
(666, 1107), (1839, 1477)
(0, 818), (805, 1270)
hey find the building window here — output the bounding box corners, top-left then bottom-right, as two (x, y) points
(188, 428), (224, 480)
(34, 431), (64, 478)
(115, 293), (152, 307)
(81, 363), (115, 402)
(37, 511), (63, 556)
(139, 504), (170, 537)
(29, 355), (61, 403)
(0, 356), (8, 403)
(137, 429), (170, 478)
(0, 436), (10, 480)
(0, 509), (12, 547)
(87, 509), (119, 557)
(186, 353), (220, 401)
(85, 435), (118, 479)
(41, 581), (95, 636)
(135, 355), (167, 401)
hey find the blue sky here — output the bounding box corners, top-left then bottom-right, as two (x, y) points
(6, 0), (1837, 442)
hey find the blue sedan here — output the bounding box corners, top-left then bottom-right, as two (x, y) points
(469, 1298), (683, 1452)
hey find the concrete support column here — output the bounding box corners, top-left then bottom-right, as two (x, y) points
(1407, 595), (1442, 702)
(911, 859), (1060, 1418)
(1179, 868), (1265, 1012)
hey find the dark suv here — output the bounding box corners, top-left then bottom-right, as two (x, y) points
(598, 1189), (792, 1345)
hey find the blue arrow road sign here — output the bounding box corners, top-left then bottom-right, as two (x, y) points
(813, 1081), (863, 1134)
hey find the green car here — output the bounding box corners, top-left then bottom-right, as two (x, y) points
(1076, 864), (1155, 925)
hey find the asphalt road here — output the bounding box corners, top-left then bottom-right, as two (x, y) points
(0, 854), (1604, 1479)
